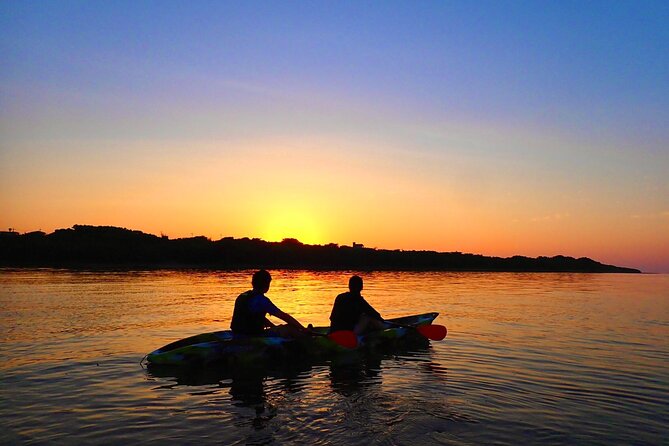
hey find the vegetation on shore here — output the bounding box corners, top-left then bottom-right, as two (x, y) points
(0, 225), (640, 273)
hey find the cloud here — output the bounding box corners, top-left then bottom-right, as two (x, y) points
(631, 211), (669, 219)
(531, 213), (570, 222)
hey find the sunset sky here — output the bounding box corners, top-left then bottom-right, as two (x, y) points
(1, 1), (668, 272)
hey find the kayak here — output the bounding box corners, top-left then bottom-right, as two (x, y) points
(146, 312), (442, 366)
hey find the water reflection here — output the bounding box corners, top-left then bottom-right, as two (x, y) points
(329, 355), (382, 397)
(144, 343), (432, 445)
(146, 340), (434, 407)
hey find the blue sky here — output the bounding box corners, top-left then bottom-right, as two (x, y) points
(4, 1), (667, 139)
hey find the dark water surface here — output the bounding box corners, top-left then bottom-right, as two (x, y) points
(1, 269), (668, 445)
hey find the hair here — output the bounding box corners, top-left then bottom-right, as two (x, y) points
(252, 269), (272, 289)
(348, 275), (363, 293)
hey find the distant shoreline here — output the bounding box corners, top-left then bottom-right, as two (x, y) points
(0, 265), (648, 274)
(0, 225), (641, 273)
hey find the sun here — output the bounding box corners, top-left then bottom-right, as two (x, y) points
(260, 206), (324, 245)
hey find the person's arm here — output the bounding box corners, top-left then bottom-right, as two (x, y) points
(361, 298), (383, 321)
(274, 310), (307, 331)
(263, 296), (306, 331)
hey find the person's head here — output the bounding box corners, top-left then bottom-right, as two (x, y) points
(252, 269), (272, 293)
(348, 275), (363, 294)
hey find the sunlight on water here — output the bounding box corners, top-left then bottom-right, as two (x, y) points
(1, 269), (668, 445)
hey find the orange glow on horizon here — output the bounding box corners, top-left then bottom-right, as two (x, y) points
(259, 203), (325, 245)
(1, 138), (667, 272)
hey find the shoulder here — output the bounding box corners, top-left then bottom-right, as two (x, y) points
(257, 294), (273, 304)
(334, 292), (356, 308)
(260, 295), (280, 314)
(247, 292), (270, 304)
(236, 290), (253, 299)
(236, 290), (266, 305)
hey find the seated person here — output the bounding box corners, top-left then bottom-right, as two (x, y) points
(330, 275), (385, 334)
(231, 269), (306, 336)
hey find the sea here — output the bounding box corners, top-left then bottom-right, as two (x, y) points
(1, 269), (667, 445)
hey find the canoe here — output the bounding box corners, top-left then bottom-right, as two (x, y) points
(146, 312), (441, 366)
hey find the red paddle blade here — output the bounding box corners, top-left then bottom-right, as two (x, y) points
(328, 330), (358, 349)
(416, 324), (447, 341)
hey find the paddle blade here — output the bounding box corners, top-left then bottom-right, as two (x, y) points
(417, 324), (447, 341)
(328, 330), (358, 349)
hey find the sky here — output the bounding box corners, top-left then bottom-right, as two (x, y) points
(1, 1), (668, 272)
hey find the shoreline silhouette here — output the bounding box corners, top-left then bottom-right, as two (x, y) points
(0, 225), (641, 273)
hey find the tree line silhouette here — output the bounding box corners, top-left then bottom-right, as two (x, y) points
(0, 225), (640, 273)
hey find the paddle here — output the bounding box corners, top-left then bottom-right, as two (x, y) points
(385, 321), (447, 341)
(328, 330), (359, 348)
(309, 329), (358, 349)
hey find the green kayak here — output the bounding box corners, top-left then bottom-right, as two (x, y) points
(146, 312), (443, 366)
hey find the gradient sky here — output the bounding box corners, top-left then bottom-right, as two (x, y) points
(1, 1), (668, 272)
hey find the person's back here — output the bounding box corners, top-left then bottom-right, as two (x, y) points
(231, 289), (276, 336)
(330, 276), (383, 333)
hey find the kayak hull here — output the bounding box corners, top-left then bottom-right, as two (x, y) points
(146, 312), (441, 366)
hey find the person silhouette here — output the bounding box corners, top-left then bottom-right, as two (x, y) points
(231, 270), (306, 336)
(329, 275), (385, 334)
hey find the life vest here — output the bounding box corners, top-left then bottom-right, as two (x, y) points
(231, 290), (267, 336)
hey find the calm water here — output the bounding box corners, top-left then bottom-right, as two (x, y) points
(1, 269), (667, 445)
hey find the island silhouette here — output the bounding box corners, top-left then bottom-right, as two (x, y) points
(0, 225), (640, 273)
